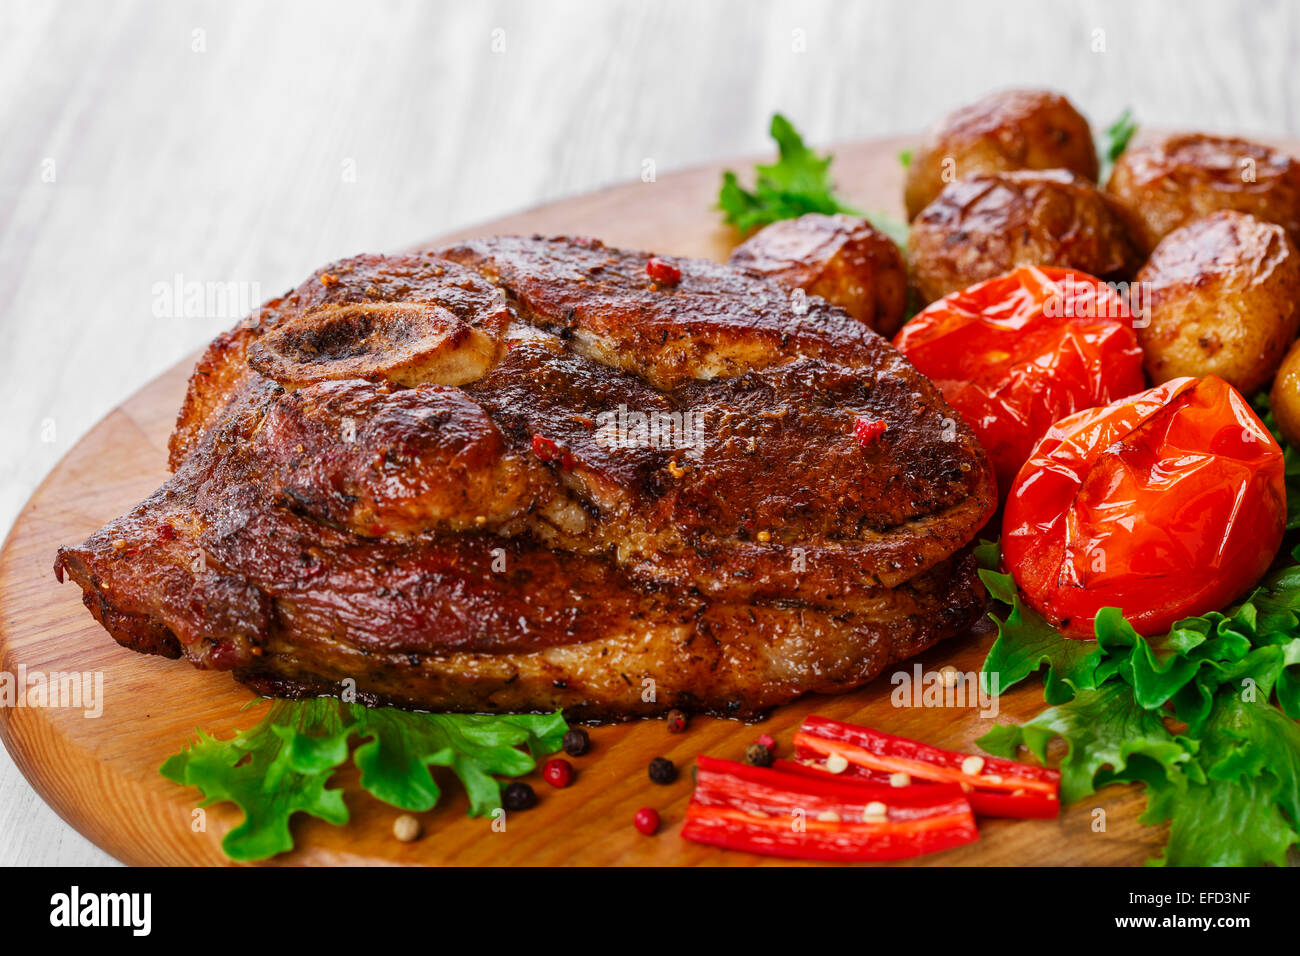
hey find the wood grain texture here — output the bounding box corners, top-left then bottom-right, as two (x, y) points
(4, 0), (1299, 866)
(0, 137), (1175, 867)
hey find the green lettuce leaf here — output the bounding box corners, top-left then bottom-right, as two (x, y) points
(978, 568), (1099, 703)
(161, 699), (569, 860)
(160, 698), (351, 862)
(977, 683), (1189, 803)
(1144, 696), (1300, 866)
(349, 708), (567, 816)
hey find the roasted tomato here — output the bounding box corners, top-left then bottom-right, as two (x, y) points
(892, 266), (1145, 490)
(1003, 376), (1286, 638)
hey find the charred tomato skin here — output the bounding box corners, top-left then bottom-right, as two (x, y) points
(893, 266), (1145, 492)
(1002, 376), (1286, 638)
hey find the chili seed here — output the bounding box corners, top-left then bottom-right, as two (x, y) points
(824, 753), (849, 774)
(960, 755), (985, 776)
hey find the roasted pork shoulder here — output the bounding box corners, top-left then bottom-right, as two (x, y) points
(56, 237), (995, 719)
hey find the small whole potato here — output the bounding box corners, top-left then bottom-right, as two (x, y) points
(907, 169), (1142, 304)
(727, 213), (908, 336)
(1138, 210), (1300, 396)
(1107, 133), (1300, 252)
(903, 88), (1098, 220)
(1270, 337), (1300, 448)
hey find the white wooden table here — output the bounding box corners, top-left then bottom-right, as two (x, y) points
(1, 0), (1295, 866)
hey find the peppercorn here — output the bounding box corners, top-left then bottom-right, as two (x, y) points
(392, 814), (422, 842)
(665, 709), (687, 734)
(745, 743), (774, 767)
(562, 727), (590, 757)
(648, 756), (677, 785)
(634, 807), (660, 835)
(543, 757), (574, 788)
(502, 781), (537, 811)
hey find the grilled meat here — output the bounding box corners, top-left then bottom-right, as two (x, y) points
(57, 237), (995, 719)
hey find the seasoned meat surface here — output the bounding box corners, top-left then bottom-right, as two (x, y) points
(58, 236), (996, 719)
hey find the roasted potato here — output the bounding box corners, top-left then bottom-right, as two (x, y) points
(1270, 337), (1300, 448)
(727, 213), (908, 336)
(903, 88), (1098, 220)
(907, 169), (1141, 304)
(1107, 133), (1300, 252)
(1137, 210), (1300, 396)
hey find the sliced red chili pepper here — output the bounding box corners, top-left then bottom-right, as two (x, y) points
(793, 716), (1060, 819)
(853, 416), (887, 446)
(645, 256), (682, 285)
(530, 433), (575, 471)
(680, 755), (977, 862)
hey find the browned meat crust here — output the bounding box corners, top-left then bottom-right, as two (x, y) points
(59, 237), (995, 720)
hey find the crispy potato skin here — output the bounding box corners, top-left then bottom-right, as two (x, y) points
(1139, 211), (1300, 396)
(907, 170), (1142, 305)
(727, 214), (908, 336)
(1108, 134), (1300, 252)
(903, 89), (1098, 220)
(1270, 337), (1300, 448)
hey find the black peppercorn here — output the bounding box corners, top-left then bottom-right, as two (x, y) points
(648, 756), (677, 785)
(665, 709), (687, 733)
(502, 781), (536, 811)
(562, 727), (590, 757)
(745, 743), (774, 767)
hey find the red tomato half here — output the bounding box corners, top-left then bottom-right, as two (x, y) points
(1003, 376), (1286, 638)
(893, 267), (1145, 491)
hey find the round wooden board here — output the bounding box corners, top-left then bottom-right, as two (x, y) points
(0, 135), (1169, 866)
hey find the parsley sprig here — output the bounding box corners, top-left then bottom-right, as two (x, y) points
(1097, 108), (1138, 185)
(718, 113), (908, 247)
(161, 698), (567, 861)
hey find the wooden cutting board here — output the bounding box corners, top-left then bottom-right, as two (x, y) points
(0, 135), (1168, 866)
